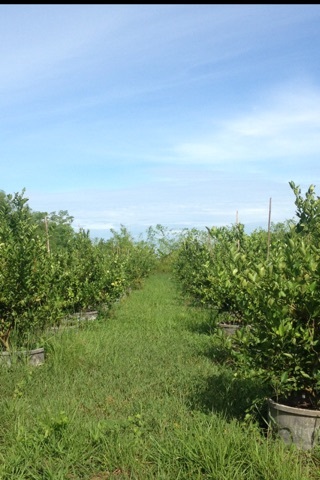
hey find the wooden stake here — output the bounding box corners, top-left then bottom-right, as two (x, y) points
(44, 216), (50, 254)
(236, 210), (240, 251)
(267, 198), (272, 260)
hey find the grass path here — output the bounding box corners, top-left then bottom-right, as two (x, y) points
(0, 273), (318, 479)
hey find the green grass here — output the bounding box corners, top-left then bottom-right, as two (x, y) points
(0, 272), (319, 479)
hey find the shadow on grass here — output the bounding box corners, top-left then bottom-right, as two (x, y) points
(189, 369), (270, 430)
(187, 331), (271, 430)
(202, 327), (255, 365)
(190, 368), (265, 416)
(187, 320), (218, 336)
(183, 309), (219, 336)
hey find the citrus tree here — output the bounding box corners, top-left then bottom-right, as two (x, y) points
(0, 191), (59, 351)
(234, 182), (320, 405)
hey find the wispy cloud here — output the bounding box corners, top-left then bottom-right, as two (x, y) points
(2, 5), (320, 237)
(27, 162), (297, 236)
(174, 82), (320, 165)
(0, 5), (137, 91)
(3, 5), (319, 102)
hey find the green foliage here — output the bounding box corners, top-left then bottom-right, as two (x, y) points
(0, 189), (7, 208)
(146, 224), (189, 272)
(290, 180), (320, 237)
(173, 224), (252, 319)
(51, 229), (106, 314)
(173, 232), (213, 305)
(107, 225), (157, 288)
(0, 192), (157, 349)
(233, 183), (320, 403)
(31, 209), (75, 252)
(0, 190), (59, 350)
(45, 224), (158, 322)
(173, 181), (320, 405)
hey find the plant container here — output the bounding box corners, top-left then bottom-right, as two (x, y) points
(0, 347), (45, 367)
(268, 397), (320, 450)
(67, 310), (98, 324)
(218, 323), (240, 336)
(51, 310), (99, 333)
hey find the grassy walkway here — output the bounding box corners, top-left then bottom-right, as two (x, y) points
(0, 273), (317, 479)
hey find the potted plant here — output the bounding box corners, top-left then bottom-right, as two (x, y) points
(234, 182), (320, 449)
(172, 226), (250, 335)
(0, 190), (59, 365)
(217, 313), (242, 336)
(204, 224), (252, 336)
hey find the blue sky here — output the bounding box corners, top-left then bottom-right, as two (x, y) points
(2, 5), (320, 239)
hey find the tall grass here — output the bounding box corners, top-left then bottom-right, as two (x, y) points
(0, 273), (319, 479)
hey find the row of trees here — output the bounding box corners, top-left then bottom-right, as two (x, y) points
(3, 180), (320, 408)
(173, 182), (320, 407)
(0, 190), (157, 351)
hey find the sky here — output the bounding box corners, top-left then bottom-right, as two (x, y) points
(2, 4), (320, 239)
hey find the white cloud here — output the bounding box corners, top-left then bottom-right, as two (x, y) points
(3, 5), (319, 102)
(0, 5), (136, 91)
(27, 165), (297, 236)
(2, 6), (320, 238)
(174, 83), (320, 165)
